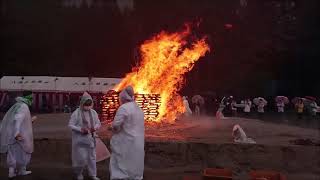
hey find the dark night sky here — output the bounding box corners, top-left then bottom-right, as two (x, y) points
(1, 0), (320, 97)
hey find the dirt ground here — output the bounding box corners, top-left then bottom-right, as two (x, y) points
(0, 113), (319, 180)
(29, 113), (319, 146)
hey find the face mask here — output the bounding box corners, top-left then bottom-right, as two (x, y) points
(24, 95), (33, 106)
(83, 106), (92, 111)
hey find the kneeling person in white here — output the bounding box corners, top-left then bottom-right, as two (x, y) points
(69, 92), (101, 180)
(0, 91), (34, 178)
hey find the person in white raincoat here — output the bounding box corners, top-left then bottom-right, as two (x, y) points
(183, 96), (192, 116)
(0, 91), (34, 178)
(216, 104), (225, 120)
(194, 104), (200, 116)
(69, 92), (101, 180)
(309, 101), (318, 117)
(110, 86), (145, 180)
(232, 124), (256, 144)
(277, 101), (285, 113)
(257, 99), (266, 114)
(243, 99), (252, 116)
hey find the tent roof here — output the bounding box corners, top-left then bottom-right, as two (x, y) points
(0, 76), (122, 93)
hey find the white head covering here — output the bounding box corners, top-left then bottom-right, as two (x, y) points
(119, 86), (135, 103)
(80, 92), (93, 108)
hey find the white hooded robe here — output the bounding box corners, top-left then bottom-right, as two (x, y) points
(110, 86), (145, 180)
(183, 97), (192, 116)
(0, 97), (33, 168)
(69, 92), (101, 177)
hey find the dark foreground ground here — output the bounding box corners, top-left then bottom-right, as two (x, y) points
(0, 162), (188, 180)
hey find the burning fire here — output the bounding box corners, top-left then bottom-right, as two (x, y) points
(115, 23), (210, 123)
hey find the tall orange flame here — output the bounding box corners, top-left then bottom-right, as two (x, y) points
(115, 23), (210, 123)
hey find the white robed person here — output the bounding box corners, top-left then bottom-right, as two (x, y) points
(0, 91), (34, 178)
(69, 92), (101, 180)
(110, 86), (145, 180)
(183, 96), (192, 116)
(232, 124), (256, 144)
(277, 101), (285, 113)
(243, 99), (252, 116)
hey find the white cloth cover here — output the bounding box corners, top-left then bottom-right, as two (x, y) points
(69, 92), (101, 176)
(232, 124), (256, 144)
(110, 86), (145, 180)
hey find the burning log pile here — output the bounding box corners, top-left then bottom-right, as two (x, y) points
(100, 90), (120, 123)
(100, 90), (161, 123)
(135, 94), (161, 121)
(99, 23), (210, 123)
(114, 23), (210, 123)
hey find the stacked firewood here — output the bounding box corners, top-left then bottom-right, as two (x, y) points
(100, 91), (161, 122)
(135, 94), (161, 121)
(100, 90), (120, 123)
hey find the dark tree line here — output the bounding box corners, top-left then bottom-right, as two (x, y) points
(1, 0), (320, 96)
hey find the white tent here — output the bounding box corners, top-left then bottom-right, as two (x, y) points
(0, 76), (122, 93)
(0, 76), (56, 91)
(55, 77), (89, 92)
(89, 78), (122, 93)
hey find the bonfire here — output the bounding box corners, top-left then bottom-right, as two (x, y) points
(103, 23), (210, 123)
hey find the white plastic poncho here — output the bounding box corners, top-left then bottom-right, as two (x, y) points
(0, 97), (33, 154)
(69, 92), (101, 168)
(110, 86), (145, 180)
(183, 96), (192, 116)
(244, 100), (252, 113)
(257, 102), (265, 113)
(232, 124), (256, 144)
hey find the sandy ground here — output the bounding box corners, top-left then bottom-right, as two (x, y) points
(29, 113), (320, 146)
(0, 113), (319, 180)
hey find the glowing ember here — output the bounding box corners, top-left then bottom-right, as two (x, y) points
(115, 23), (210, 123)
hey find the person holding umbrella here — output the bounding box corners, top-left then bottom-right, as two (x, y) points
(216, 97), (226, 119)
(275, 96), (289, 113)
(294, 98), (304, 119)
(306, 96), (318, 117)
(231, 99), (238, 117)
(243, 98), (252, 116)
(192, 95), (205, 116)
(182, 96), (192, 116)
(253, 97), (267, 117)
